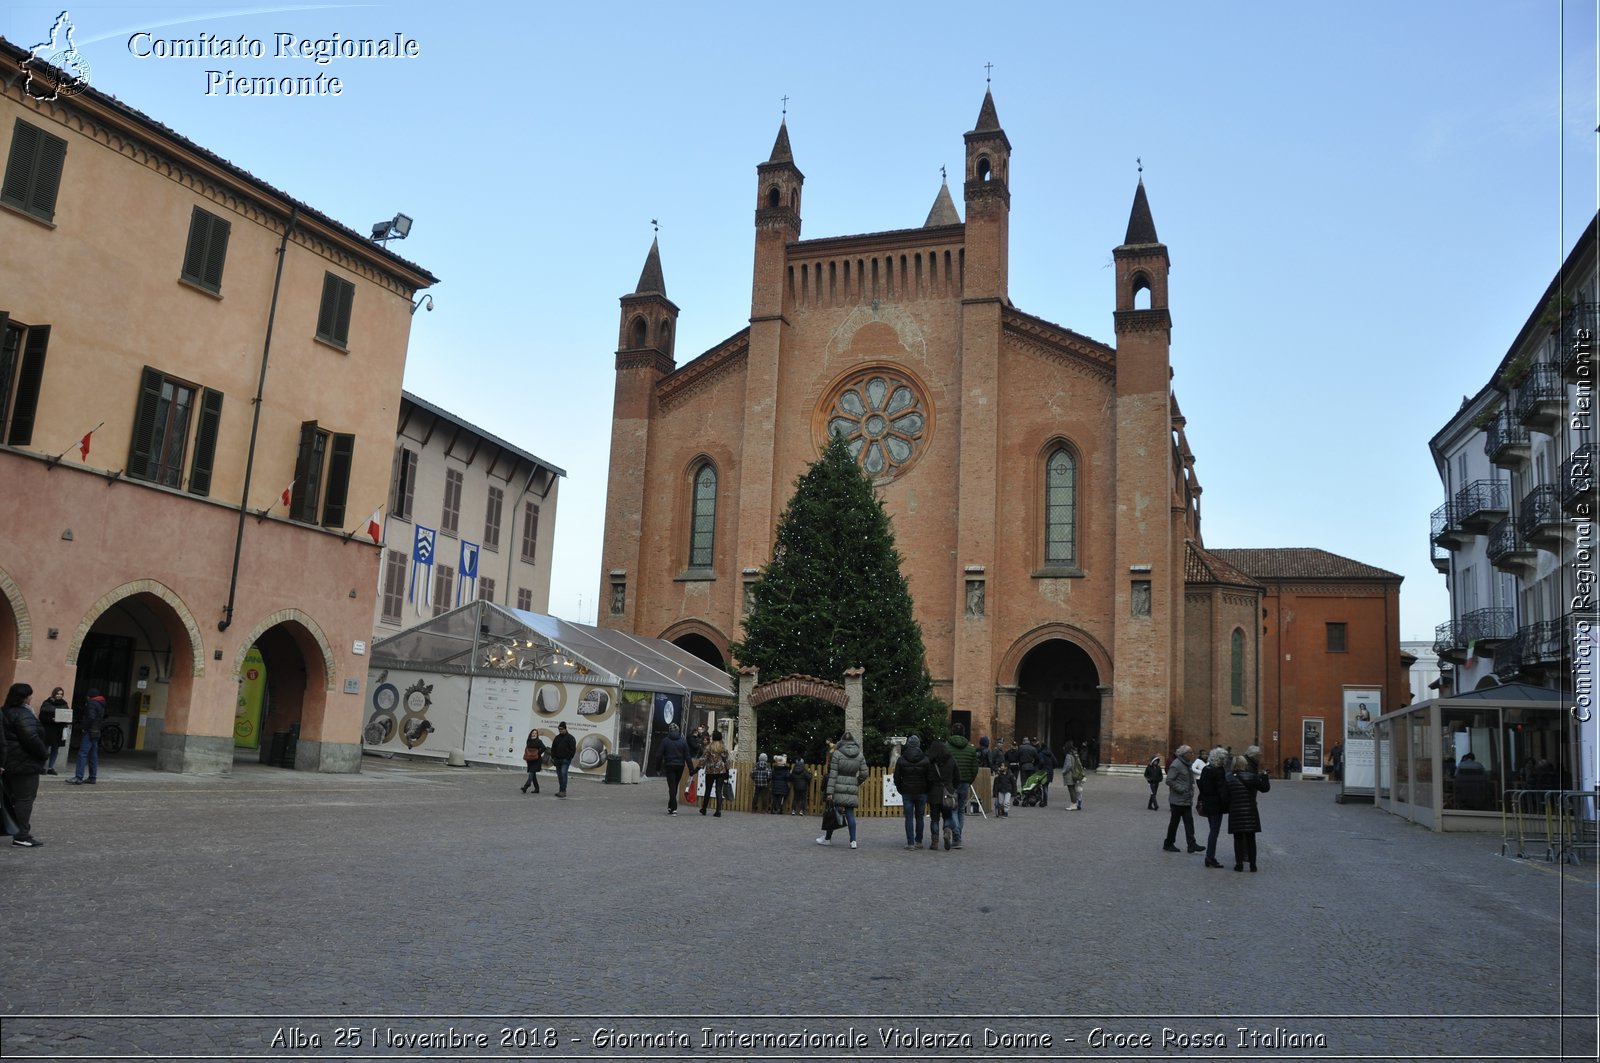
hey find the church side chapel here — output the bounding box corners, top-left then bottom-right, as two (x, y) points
(599, 88), (1271, 767)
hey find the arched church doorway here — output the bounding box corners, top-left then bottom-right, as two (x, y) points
(1014, 640), (1101, 762)
(672, 633), (725, 670)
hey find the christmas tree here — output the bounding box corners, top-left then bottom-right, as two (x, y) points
(731, 435), (946, 764)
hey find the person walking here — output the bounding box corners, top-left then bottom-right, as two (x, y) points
(1162, 745), (1203, 853)
(1144, 756), (1163, 810)
(1060, 744), (1081, 811)
(818, 732), (868, 849)
(992, 762), (1015, 817)
(1197, 747), (1230, 868)
(946, 730), (979, 846)
(520, 728), (547, 793)
(892, 735), (930, 850)
(926, 738), (961, 851)
(550, 722), (576, 797)
(1227, 753), (1271, 871)
(38, 686), (68, 776)
(2, 683), (48, 847)
(655, 723), (691, 815)
(1036, 742), (1058, 807)
(699, 730), (730, 817)
(71, 688), (106, 785)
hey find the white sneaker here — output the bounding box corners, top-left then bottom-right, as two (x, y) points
(815, 836), (830, 846)
(849, 840), (858, 849)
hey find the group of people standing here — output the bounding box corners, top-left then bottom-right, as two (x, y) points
(519, 722), (576, 798)
(888, 732), (978, 851)
(1157, 744), (1270, 872)
(2, 682), (110, 850)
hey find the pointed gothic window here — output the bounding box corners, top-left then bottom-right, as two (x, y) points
(689, 463), (716, 569)
(1045, 447), (1077, 565)
(1231, 629), (1245, 707)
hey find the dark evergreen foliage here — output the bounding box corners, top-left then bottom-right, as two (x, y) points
(731, 436), (946, 764)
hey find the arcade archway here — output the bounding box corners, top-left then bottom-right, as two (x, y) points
(1014, 639), (1102, 761)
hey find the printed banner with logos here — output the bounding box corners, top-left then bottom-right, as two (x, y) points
(1301, 718), (1325, 777)
(531, 679), (620, 773)
(362, 669), (469, 758)
(1342, 687), (1382, 795)
(234, 647), (267, 749)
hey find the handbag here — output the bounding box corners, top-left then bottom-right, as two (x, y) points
(821, 802), (843, 832)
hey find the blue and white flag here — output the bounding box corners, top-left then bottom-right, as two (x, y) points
(457, 540), (480, 606)
(410, 525), (437, 611)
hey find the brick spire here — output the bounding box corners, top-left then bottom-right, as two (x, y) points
(768, 119), (793, 163)
(924, 179), (960, 227)
(1124, 178), (1160, 245)
(635, 237), (666, 296)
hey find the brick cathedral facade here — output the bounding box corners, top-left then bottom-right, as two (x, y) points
(598, 90), (1346, 768)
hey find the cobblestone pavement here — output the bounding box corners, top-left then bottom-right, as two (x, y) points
(1, 754), (1595, 1061)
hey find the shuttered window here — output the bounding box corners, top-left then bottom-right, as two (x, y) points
(1, 319), (50, 447)
(484, 486), (503, 550)
(479, 577), (496, 604)
(315, 272), (355, 348)
(517, 587), (532, 611)
(1, 119), (68, 222)
(441, 468), (463, 535)
(432, 564), (454, 618)
(180, 206), (231, 292)
(381, 550), (407, 624)
(291, 420), (356, 527)
(521, 501), (540, 562)
(390, 446), (417, 520)
(127, 367), (196, 488)
(186, 389), (224, 496)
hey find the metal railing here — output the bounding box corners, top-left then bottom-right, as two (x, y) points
(1493, 629), (1525, 680)
(1483, 410), (1530, 463)
(1461, 607), (1515, 643)
(1432, 620), (1464, 657)
(1501, 789), (1599, 864)
(1485, 516), (1532, 567)
(1518, 484), (1561, 539)
(1513, 363), (1566, 425)
(1453, 478), (1510, 526)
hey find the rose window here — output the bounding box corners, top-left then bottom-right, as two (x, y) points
(820, 369), (930, 481)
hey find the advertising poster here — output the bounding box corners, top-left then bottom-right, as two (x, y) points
(464, 675), (533, 766)
(1342, 687), (1382, 795)
(532, 680), (619, 773)
(1301, 718), (1324, 777)
(362, 669), (470, 759)
(234, 647), (266, 750)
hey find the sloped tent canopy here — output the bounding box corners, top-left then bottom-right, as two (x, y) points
(370, 599), (733, 698)
(1375, 682), (1583, 832)
(366, 601), (732, 771)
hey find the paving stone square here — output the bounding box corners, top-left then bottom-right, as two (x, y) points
(2, 755), (1595, 1061)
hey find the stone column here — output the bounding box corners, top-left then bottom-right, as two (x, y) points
(994, 685), (1018, 742)
(843, 667), (864, 741)
(735, 668), (757, 766)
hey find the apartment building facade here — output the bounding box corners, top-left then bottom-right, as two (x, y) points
(0, 41), (435, 772)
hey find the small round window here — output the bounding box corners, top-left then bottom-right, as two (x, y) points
(816, 366), (932, 482)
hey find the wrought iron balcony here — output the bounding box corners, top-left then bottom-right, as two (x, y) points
(1431, 541), (1450, 573)
(1521, 616), (1571, 670)
(1430, 500), (1469, 550)
(1494, 628), (1525, 681)
(1454, 478), (1510, 531)
(1561, 443), (1594, 515)
(1518, 484), (1563, 547)
(1562, 301), (1597, 384)
(1433, 620), (1466, 659)
(1513, 363), (1566, 432)
(1461, 607), (1515, 647)
(1484, 410), (1531, 467)
(1486, 516), (1536, 572)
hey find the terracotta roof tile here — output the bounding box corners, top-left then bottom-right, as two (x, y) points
(1210, 548), (1402, 581)
(1184, 541), (1263, 588)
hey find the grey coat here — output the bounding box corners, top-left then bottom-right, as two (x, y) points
(825, 739), (869, 808)
(1165, 757), (1195, 807)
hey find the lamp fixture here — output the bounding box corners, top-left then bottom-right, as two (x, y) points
(370, 212), (414, 246)
(411, 294), (434, 315)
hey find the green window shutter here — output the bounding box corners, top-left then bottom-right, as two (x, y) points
(333, 279), (354, 345)
(316, 274), (340, 342)
(127, 367), (163, 479)
(182, 208), (230, 292)
(202, 215), (230, 291)
(6, 324), (49, 446)
(1, 120), (39, 207)
(291, 421), (319, 521)
(27, 129), (66, 220)
(181, 207), (209, 284)
(322, 432), (354, 528)
(187, 388), (224, 496)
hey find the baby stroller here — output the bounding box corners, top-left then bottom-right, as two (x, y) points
(1017, 769), (1049, 807)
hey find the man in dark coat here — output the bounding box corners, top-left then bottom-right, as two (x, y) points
(655, 724), (691, 815)
(550, 722), (577, 797)
(71, 688), (105, 785)
(892, 736), (931, 849)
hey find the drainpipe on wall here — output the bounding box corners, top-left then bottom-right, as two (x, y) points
(220, 206), (298, 632)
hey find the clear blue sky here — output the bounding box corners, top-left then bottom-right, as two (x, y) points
(6, 1), (1594, 637)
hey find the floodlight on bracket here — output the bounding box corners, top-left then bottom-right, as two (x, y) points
(370, 212), (413, 246)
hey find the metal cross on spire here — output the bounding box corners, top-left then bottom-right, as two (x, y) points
(1137, 157), (1143, 175)
(651, 218), (658, 234)
(781, 95), (788, 117)
(940, 165), (946, 182)
(984, 62), (993, 85)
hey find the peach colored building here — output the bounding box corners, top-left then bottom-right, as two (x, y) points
(0, 41), (435, 773)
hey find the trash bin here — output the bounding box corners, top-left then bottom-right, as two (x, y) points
(604, 754), (623, 784)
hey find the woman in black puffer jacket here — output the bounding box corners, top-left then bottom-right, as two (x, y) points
(2, 683), (49, 847)
(1225, 754), (1270, 873)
